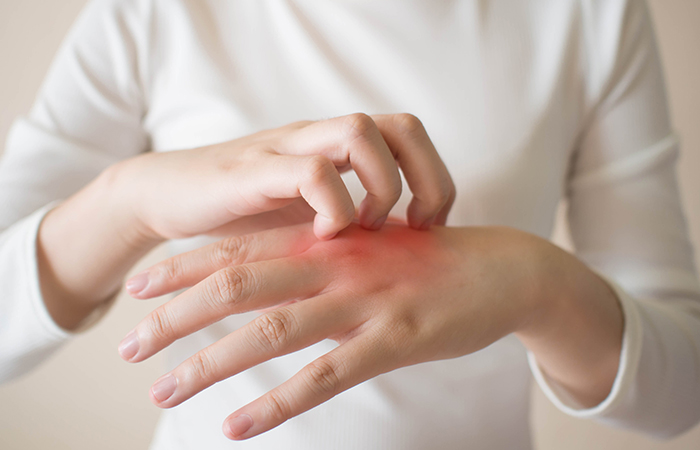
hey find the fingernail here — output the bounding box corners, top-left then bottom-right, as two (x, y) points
(314, 215), (338, 241)
(126, 271), (149, 296)
(320, 231), (338, 241)
(118, 331), (139, 361)
(369, 214), (388, 230)
(227, 414), (253, 438)
(151, 374), (177, 403)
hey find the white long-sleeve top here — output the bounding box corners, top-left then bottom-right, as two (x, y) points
(1, 0), (699, 448)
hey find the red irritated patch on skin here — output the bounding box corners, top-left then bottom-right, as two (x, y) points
(302, 222), (451, 294)
(255, 221), (443, 314)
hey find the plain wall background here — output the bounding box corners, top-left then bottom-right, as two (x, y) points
(0, 1), (698, 448)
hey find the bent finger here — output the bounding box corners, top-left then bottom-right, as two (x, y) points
(278, 114), (403, 230)
(256, 154), (356, 240)
(371, 114), (455, 228)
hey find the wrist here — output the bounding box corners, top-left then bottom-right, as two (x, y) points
(513, 240), (624, 407)
(99, 155), (165, 246)
(512, 238), (569, 339)
(97, 157), (166, 246)
(37, 162), (163, 330)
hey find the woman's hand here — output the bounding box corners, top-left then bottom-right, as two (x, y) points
(116, 113), (454, 241)
(38, 113), (455, 329)
(120, 222), (622, 440)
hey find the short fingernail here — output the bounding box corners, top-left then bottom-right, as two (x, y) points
(151, 374), (177, 403)
(126, 271), (150, 296)
(369, 214), (388, 230)
(227, 414), (253, 438)
(321, 231), (338, 241)
(118, 331), (140, 361)
(314, 215), (338, 241)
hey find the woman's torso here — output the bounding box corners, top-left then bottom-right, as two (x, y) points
(144, 0), (589, 448)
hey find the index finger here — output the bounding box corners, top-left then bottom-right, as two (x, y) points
(277, 113), (403, 230)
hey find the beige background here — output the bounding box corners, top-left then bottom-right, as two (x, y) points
(0, 1), (698, 448)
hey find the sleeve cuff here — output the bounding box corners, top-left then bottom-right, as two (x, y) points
(26, 202), (116, 337)
(527, 273), (644, 418)
(24, 202), (73, 341)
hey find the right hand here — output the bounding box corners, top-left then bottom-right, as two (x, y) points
(115, 113), (455, 242)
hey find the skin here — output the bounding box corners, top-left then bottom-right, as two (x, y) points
(120, 222), (623, 440)
(33, 108), (623, 440)
(37, 113), (455, 330)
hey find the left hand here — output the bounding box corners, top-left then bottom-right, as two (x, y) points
(118, 222), (608, 439)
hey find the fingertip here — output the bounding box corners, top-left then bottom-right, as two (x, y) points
(224, 414), (254, 440)
(407, 213), (435, 231)
(432, 213), (449, 226)
(126, 271), (150, 298)
(406, 198), (440, 230)
(419, 216), (435, 230)
(365, 214), (388, 231)
(118, 330), (140, 362)
(148, 387), (159, 406)
(223, 422), (236, 440)
(316, 231), (338, 241)
(313, 214), (342, 240)
(150, 373), (177, 406)
(358, 199), (390, 231)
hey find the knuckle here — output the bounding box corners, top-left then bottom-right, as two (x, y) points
(372, 179), (402, 208)
(338, 201), (357, 225)
(263, 390), (292, 424)
(392, 113), (425, 136)
(214, 235), (252, 267)
(304, 357), (343, 397)
(188, 349), (219, 382)
(208, 267), (250, 309)
(303, 155), (335, 185)
(378, 311), (422, 357)
(422, 178), (453, 208)
(342, 113), (376, 142)
(156, 256), (184, 283)
(386, 179), (403, 204)
(147, 307), (177, 341)
(251, 309), (296, 352)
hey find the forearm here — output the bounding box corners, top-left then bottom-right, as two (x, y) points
(37, 162), (162, 330)
(515, 242), (624, 408)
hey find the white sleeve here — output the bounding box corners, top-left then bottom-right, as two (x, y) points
(528, 0), (700, 439)
(0, 0), (151, 382)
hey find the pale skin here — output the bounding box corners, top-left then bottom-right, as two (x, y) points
(38, 113), (454, 328)
(35, 112), (623, 441)
(122, 222), (623, 439)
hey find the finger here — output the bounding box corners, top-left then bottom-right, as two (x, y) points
(148, 292), (360, 409)
(222, 331), (391, 440)
(433, 186), (456, 226)
(254, 153), (356, 240)
(205, 198), (317, 237)
(371, 114), (456, 228)
(277, 113), (403, 230)
(126, 223), (317, 299)
(119, 254), (328, 363)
